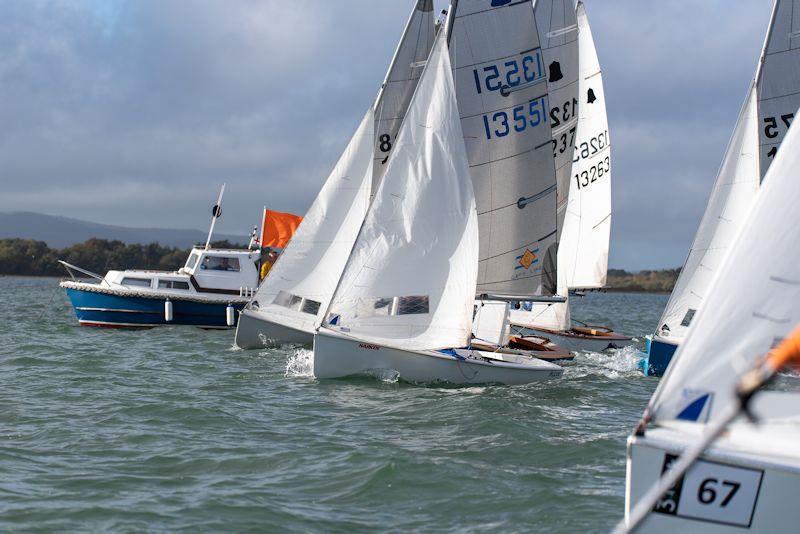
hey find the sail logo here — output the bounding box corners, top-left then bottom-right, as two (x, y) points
(491, 0), (512, 6)
(517, 249), (539, 270)
(359, 343), (380, 351)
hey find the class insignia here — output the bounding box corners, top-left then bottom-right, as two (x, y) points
(519, 249), (537, 270)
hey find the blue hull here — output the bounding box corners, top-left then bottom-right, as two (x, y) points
(640, 336), (678, 376)
(65, 288), (244, 328)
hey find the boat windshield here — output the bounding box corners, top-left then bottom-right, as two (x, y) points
(201, 256), (240, 272)
(185, 253), (200, 270)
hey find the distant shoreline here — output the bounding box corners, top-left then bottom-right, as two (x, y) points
(0, 238), (681, 293)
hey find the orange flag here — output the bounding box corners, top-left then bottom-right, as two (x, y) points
(260, 209), (302, 248)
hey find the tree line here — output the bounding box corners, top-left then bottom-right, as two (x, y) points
(0, 238), (680, 292)
(0, 238), (241, 277)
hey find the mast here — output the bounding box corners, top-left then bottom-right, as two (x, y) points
(204, 183), (225, 251)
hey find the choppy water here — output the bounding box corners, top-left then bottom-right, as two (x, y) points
(1, 276), (667, 532)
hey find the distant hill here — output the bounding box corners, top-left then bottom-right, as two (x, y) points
(0, 212), (247, 249)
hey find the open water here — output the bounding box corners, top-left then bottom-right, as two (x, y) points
(1, 276), (667, 532)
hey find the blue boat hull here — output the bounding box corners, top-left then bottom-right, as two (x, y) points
(65, 288), (244, 328)
(640, 336), (678, 376)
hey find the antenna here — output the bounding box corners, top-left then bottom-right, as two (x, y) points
(204, 183), (226, 250)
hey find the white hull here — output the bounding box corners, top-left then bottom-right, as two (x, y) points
(234, 308), (314, 349)
(626, 422), (800, 532)
(511, 324), (633, 352)
(313, 328), (563, 385)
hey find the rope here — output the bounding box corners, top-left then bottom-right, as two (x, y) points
(37, 282), (62, 321)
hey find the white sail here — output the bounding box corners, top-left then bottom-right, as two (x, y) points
(246, 111), (374, 334)
(372, 0), (436, 191)
(648, 108), (800, 424)
(655, 86), (760, 345)
(508, 1), (603, 332)
(323, 32), (479, 351)
(533, 0), (581, 239)
(654, 0), (800, 345)
(757, 0), (800, 178)
(447, 0), (577, 297)
(559, 1), (611, 290)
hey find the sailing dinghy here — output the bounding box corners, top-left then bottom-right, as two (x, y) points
(508, 1), (631, 353)
(643, 0), (800, 375)
(313, 26), (563, 385)
(622, 108), (800, 533)
(444, 0), (585, 358)
(234, 0), (436, 348)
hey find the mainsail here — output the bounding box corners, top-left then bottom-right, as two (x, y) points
(372, 0), (436, 192)
(324, 32), (479, 351)
(648, 107), (800, 425)
(654, 0), (800, 346)
(507, 0), (603, 331)
(534, 0), (581, 239)
(757, 0), (800, 178)
(560, 0), (611, 290)
(245, 1), (435, 335)
(246, 111), (374, 334)
(447, 0), (578, 298)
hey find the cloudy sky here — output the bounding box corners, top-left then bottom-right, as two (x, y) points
(0, 0), (772, 269)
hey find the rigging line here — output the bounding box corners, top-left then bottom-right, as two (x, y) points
(591, 213), (611, 230)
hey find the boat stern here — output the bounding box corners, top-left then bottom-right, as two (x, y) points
(641, 335), (678, 376)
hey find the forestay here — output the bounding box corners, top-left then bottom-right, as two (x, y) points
(558, 1), (611, 290)
(448, 0), (575, 297)
(372, 0), (436, 192)
(654, 0), (800, 345)
(248, 111), (374, 334)
(323, 33), (479, 351)
(649, 108), (800, 425)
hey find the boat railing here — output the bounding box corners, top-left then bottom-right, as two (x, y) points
(239, 287), (256, 298)
(58, 260), (104, 283)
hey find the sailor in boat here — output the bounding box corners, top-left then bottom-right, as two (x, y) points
(259, 249), (280, 281)
(59, 185), (294, 329)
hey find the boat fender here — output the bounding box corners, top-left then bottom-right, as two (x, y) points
(226, 304), (235, 326)
(164, 299), (173, 322)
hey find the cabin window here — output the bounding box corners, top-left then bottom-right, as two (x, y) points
(273, 290), (321, 316)
(680, 309), (696, 327)
(121, 277), (151, 288)
(201, 256), (240, 272)
(185, 253), (200, 270)
(158, 280), (190, 290)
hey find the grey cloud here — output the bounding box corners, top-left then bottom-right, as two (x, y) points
(0, 0), (776, 268)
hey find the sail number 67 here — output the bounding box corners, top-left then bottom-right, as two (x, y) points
(697, 478), (740, 507)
